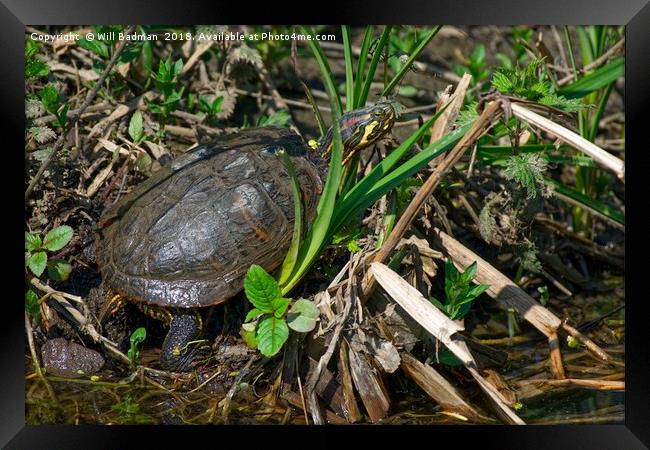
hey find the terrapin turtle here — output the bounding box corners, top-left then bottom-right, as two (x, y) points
(96, 101), (396, 371)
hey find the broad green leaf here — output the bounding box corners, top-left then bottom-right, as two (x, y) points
(286, 299), (319, 333)
(244, 265), (281, 312)
(558, 58), (624, 99)
(128, 110), (144, 143)
(244, 308), (264, 323)
(77, 38), (109, 59)
(271, 298), (291, 319)
(27, 251), (47, 277)
(256, 316), (289, 357)
(25, 233), (42, 252)
(47, 259), (72, 282)
(42, 225), (73, 251)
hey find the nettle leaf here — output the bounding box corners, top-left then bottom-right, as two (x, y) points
(25, 233), (42, 252)
(27, 251), (47, 277)
(77, 38), (109, 59)
(47, 259), (72, 282)
(271, 298), (291, 319)
(256, 316), (289, 357)
(244, 265), (281, 312)
(42, 225), (73, 251)
(286, 299), (319, 333)
(128, 110), (144, 143)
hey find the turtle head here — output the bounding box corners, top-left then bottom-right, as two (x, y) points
(318, 100), (397, 163)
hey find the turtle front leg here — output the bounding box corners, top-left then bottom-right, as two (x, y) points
(160, 308), (210, 372)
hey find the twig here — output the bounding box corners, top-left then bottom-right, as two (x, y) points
(25, 312), (58, 402)
(25, 25), (137, 201)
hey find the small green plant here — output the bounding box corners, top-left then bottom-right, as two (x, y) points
(111, 396), (156, 424)
(25, 40), (50, 78)
(198, 95), (224, 122)
(25, 225), (74, 281)
(332, 226), (363, 253)
(127, 110), (147, 146)
(38, 84), (69, 129)
(127, 327), (147, 363)
(502, 153), (551, 200)
(145, 57), (185, 126)
(255, 110), (293, 127)
(491, 57), (584, 112)
(429, 260), (490, 320)
(25, 289), (41, 321)
(241, 265), (319, 357)
(127, 110), (154, 173)
(453, 44), (491, 90)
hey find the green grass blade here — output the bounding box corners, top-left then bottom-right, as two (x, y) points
(353, 26), (374, 108)
(276, 151), (303, 286)
(588, 82), (615, 141)
(299, 26), (343, 115)
(382, 26), (441, 96)
(342, 26), (355, 112)
(558, 57), (624, 99)
(281, 27), (344, 294)
(545, 177), (625, 225)
(359, 26), (392, 106)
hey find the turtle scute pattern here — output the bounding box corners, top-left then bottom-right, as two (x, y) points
(97, 127), (321, 308)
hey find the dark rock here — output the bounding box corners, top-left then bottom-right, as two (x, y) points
(41, 338), (104, 378)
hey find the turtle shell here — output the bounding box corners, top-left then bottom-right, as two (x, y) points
(96, 127), (322, 308)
